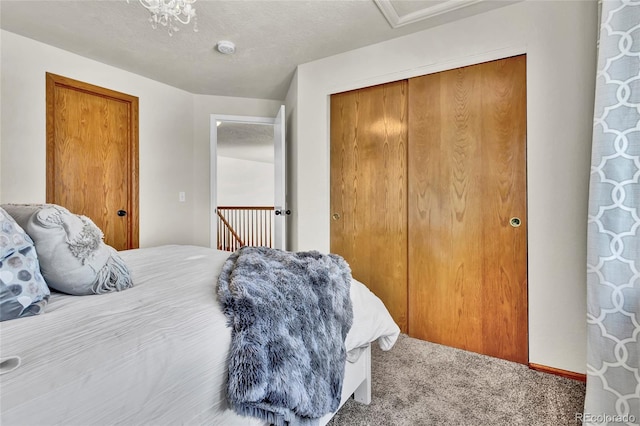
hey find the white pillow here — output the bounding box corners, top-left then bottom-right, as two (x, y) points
(1, 204), (133, 296)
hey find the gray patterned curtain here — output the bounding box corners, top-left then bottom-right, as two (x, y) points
(585, 1), (640, 425)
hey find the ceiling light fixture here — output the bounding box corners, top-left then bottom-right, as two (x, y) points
(129, 0), (198, 36)
(216, 41), (236, 55)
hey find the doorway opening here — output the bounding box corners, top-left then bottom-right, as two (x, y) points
(210, 107), (286, 251)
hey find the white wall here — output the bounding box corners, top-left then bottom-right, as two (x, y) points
(192, 95), (282, 247)
(291, 0), (597, 373)
(216, 156), (274, 206)
(0, 30), (196, 247)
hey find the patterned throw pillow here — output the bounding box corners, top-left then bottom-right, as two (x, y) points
(1, 204), (133, 296)
(0, 207), (50, 321)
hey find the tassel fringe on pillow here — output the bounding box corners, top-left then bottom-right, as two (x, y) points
(92, 252), (133, 294)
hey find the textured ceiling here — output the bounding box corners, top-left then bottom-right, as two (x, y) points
(217, 122), (274, 163)
(0, 0), (517, 100)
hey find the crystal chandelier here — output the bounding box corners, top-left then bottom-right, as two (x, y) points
(131, 0), (198, 36)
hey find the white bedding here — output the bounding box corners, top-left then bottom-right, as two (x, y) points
(0, 245), (399, 426)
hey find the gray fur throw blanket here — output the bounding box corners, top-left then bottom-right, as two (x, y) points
(217, 246), (354, 426)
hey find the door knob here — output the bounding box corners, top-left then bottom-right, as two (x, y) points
(275, 210), (282, 216)
(117, 210), (127, 217)
(332, 213), (341, 220)
(510, 217), (521, 227)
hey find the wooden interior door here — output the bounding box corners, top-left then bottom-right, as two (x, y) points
(407, 55), (528, 363)
(330, 81), (409, 332)
(46, 73), (139, 250)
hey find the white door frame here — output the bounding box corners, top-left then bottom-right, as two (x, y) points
(209, 112), (284, 249)
(273, 105), (286, 250)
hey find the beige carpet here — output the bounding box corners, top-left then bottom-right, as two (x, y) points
(328, 334), (586, 425)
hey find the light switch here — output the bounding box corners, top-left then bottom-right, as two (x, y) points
(179, 192), (186, 202)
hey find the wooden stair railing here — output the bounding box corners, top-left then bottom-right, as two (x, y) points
(216, 206), (274, 251)
(216, 210), (244, 251)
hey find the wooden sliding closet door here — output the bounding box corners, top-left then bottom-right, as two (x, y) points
(408, 55), (528, 364)
(330, 81), (409, 332)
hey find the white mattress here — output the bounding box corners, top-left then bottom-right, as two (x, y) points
(0, 245), (399, 426)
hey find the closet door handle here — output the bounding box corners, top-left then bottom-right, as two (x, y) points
(117, 210), (127, 217)
(510, 217), (521, 227)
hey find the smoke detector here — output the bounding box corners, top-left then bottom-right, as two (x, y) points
(216, 41), (236, 55)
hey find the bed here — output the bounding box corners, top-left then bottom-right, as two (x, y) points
(0, 205), (400, 426)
